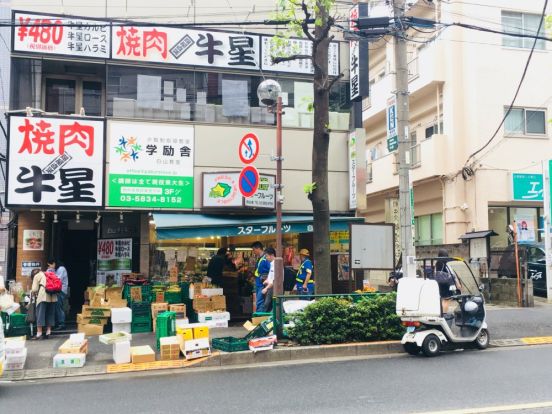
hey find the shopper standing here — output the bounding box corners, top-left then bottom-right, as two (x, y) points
(48, 258), (68, 330)
(262, 248), (276, 312)
(207, 248), (227, 287)
(252, 241), (270, 312)
(295, 249), (315, 296)
(31, 268), (57, 340)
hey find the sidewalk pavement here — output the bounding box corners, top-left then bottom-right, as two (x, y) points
(3, 303), (552, 382)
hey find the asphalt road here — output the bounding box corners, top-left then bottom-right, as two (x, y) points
(486, 303), (552, 339)
(3, 345), (552, 414)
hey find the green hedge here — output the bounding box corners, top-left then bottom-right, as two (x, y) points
(288, 294), (404, 345)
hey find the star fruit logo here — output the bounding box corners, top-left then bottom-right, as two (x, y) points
(210, 182), (232, 199)
(114, 136), (142, 162)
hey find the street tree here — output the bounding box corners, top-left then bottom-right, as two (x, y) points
(271, 0), (343, 293)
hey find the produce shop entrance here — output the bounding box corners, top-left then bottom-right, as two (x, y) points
(53, 213), (99, 321)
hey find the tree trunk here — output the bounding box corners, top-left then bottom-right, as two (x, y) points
(311, 3), (332, 294)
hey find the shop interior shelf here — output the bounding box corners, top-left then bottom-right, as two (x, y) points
(212, 337), (249, 353)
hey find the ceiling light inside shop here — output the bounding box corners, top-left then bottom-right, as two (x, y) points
(76, 211), (80, 223)
(53, 213), (58, 224)
(40, 211), (45, 223)
(119, 212), (124, 223)
(95, 212), (101, 224)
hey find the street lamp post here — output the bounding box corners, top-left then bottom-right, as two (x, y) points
(257, 80), (284, 297)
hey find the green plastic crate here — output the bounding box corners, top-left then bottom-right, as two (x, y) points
(252, 312), (272, 318)
(155, 311), (176, 349)
(131, 321), (152, 333)
(123, 284), (152, 303)
(6, 325), (30, 338)
(132, 314), (152, 324)
(212, 337), (249, 352)
(164, 290), (181, 304)
(244, 318), (273, 340)
(179, 282), (191, 301)
(131, 302), (151, 317)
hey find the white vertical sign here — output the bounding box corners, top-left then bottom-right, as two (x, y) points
(543, 161), (552, 301)
(348, 132), (357, 210)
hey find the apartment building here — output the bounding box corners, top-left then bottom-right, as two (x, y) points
(361, 0), (552, 251)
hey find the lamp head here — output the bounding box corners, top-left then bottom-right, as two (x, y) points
(257, 79), (282, 107)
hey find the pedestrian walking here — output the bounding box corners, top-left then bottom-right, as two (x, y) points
(295, 249), (314, 296)
(31, 268), (57, 340)
(252, 241), (270, 312)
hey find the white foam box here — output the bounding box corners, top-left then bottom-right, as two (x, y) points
(175, 318), (190, 330)
(111, 307), (132, 323)
(112, 341), (131, 364)
(205, 320), (229, 328)
(5, 348), (27, 370)
(68, 333), (86, 346)
(53, 353), (86, 368)
(112, 323), (131, 334)
(201, 288), (224, 297)
(183, 338), (211, 360)
(197, 311), (230, 323)
(5, 339), (26, 356)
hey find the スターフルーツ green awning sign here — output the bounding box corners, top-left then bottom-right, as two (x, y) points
(107, 121), (194, 209)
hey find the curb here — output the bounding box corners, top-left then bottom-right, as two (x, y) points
(1, 341), (403, 382)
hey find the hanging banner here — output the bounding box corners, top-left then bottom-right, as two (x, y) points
(13, 11), (110, 58)
(107, 121), (194, 209)
(349, 4), (369, 101)
(96, 238), (132, 286)
(6, 115), (105, 208)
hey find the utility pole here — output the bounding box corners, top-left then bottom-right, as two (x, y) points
(393, 0), (416, 276)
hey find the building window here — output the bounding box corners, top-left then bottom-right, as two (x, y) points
(414, 213), (443, 246)
(504, 107), (546, 136)
(501, 11), (545, 50)
(424, 120), (443, 139)
(488, 206), (543, 249)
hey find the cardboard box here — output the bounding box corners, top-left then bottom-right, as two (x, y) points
(106, 298), (128, 308)
(159, 336), (180, 360)
(176, 327), (194, 341)
(105, 287), (123, 301)
(155, 291), (165, 303)
(182, 338), (210, 360)
(111, 307), (132, 324)
(211, 295), (226, 311)
(5, 348), (27, 370)
(53, 353), (85, 368)
(112, 323), (131, 334)
(201, 288), (224, 297)
(130, 346), (156, 364)
(81, 305), (111, 318)
(193, 297), (213, 313)
(193, 326), (209, 339)
(169, 304), (186, 315)
(197, 311), (230, 323)
(112, 341), (131, 364)
(58, 338), (89, 355)
(77, 324), (104, 336)
(77, 314), (109, 325)
(130, 286), (143, 302)
(252, 316), (269, 326)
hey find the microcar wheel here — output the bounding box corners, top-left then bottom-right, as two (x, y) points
(474, 329), (489, 350)
(403, 342), (420, 356)
(422, 334), (441, 357)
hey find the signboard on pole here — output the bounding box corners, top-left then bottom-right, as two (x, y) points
(202, 172), (275, 209)
(350, 223), (395, 270)
(349, 4), (369, 101)
(97, 238), (132, 286)
(107, 121), (194, 209)
(386, 96), (398, 152)
(512, 173), (544, 201)
(239, 166), (260, 198)
(6, 115), (105, 209)
(348, 132), (357, 210)
(238, 133), (260, 164)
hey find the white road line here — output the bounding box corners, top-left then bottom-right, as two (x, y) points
(413, 401), (552, 414)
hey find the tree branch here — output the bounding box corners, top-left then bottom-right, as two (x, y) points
(313, 16), (335, 47)
(301, 0), (316, 42)
(324, 72), (345, 91)
(272, 54), (312, 64)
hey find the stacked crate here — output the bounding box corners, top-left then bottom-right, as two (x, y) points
(151, 302), (168, 332)
(156, 311), (176, 350)
(130, 302), (152, 333)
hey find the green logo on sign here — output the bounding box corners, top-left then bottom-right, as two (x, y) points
(210, 183), (232, 198)
(512, 173), (543, 201)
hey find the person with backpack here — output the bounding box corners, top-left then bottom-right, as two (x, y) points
(48, 258), (68, 330)
(31, 268), (60, 340)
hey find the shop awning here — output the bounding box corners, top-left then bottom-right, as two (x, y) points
(154, 214), (364, 240)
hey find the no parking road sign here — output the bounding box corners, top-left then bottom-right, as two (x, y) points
(239, 166), (260, 198)
(239, 133), (260, 164)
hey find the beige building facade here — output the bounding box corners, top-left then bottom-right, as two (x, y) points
(362, 0), (552, 252)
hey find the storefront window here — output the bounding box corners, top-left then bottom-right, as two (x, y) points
(488, 207), (508, 248)
(414, 213), (443, 246)
(488, 206), (542, 249)
(10, 58), (42, 110)
(107, 65), (350, 129)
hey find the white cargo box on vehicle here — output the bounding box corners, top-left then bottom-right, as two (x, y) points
(396, 277), (441, 317)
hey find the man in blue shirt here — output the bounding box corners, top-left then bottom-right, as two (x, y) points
(252, 241), (270, 312)
(296, 249), (314, 296)
(48, 258), (68, 330)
